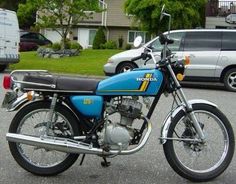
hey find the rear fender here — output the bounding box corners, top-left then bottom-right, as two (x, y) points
(8, 97), (82, 127)
(160, 99), (217, 144)
(6, 93), (28, 112)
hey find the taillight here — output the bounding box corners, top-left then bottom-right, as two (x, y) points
(3, 75), (12, 89)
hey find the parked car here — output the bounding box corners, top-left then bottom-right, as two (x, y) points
(19, 31), (52, 51)
(225, 13), (236, 24)
(19, 42), (38, 52)
(0, 8), (20, 72)
(104, 29), (236, 92)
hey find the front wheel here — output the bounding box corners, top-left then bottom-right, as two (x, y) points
(8, 101), (81, 176)
(163, 104), (235, 182)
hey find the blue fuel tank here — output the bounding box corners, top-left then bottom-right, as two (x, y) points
(96, 69), (164, 96)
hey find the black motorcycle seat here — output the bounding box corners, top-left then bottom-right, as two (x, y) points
(22, 75), (101, 93)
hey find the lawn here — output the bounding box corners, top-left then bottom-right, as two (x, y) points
(10, 49), (122, 76)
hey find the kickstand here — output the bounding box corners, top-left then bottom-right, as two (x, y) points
(101, 157), (111, 167)
(80, 154), (86, 166)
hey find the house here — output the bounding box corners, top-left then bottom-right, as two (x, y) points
(40, 0), (150, 49)
(205, 0), (236, 28)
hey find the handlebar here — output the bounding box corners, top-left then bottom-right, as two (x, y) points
(130, 52), (152, 62)
(130, 55), (143, 62)
(130, 51), (185, 68)
(159, 33), (174, 45)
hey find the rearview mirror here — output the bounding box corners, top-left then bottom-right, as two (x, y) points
(133, 36), (142, 48)
(160, 4), (165, 21)
(159, 4), (171, 36)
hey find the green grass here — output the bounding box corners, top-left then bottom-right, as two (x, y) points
(10, 49), (123, 76)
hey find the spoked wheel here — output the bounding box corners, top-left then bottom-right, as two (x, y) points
(8, 101), (80, 176)
(163, 104), (235, 182)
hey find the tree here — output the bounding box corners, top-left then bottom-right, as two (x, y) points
(17, 0), (102, 49)
(93, 27), (106, 49)
(124, 0), (207, 35)
(0, 0), (26, 11)
(0, 0), (34, 28)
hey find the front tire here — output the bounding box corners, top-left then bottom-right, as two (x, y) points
(8, 101), (81, 176)
(163, 104), (235, 182)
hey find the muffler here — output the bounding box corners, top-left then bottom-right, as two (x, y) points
(6, 117), (152, 155)
(6, 133), (105, 155)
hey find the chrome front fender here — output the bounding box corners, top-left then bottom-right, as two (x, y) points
(159, 99), (217, 144)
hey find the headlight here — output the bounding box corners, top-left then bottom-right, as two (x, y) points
(107, 58), (114, 64)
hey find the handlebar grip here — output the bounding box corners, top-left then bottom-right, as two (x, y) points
(131, 55), (143, 62)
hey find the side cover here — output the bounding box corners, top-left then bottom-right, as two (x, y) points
(96, 69), (164, 96)
(70, 96), (103, 118)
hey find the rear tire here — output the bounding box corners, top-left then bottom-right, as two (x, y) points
(163, 104), (235, 182)
(8, 101), (80, 176)
(223, 68), (236, 92)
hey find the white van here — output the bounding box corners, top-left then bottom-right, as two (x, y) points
(104, 29), (236, 92)
(0, 9), (20, 72)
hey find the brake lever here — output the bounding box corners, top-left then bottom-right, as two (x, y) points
(144, 58), (151, 65)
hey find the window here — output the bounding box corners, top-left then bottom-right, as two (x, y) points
(128, 31), (149, 44)
(89, 29), (97, 46)
(38, 34), (46, 41)
(184, 32), (221, 51)
(149, 32), (185, 52)
(222, 32), (236, 50)
(21, 33), (35, 39)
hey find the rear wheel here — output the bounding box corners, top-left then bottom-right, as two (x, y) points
(163, 104), (235, 182)
(223, 68), (236, 92)
(8, 101), (80, 176)
(116, 62), (137, 74)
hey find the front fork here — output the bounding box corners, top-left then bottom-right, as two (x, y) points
(166, 64), (206, 141)
(45, 93), (58, 135)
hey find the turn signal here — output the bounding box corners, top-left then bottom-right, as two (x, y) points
(184, 56), (190, 65)
(3, 75), (11, 89)
(27, 91), (34, 101)
(177, 73), (185, 81)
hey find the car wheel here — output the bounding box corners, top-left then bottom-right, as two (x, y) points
(116, 62), (137, 74)
(223, 68), (236, 92)
(0, 64), (7, 72)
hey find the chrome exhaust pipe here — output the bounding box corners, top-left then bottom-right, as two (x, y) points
(6, 117), (152, 156)
(6, 133), (105, 155)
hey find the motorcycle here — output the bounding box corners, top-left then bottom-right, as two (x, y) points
(2, 6), (235, 182)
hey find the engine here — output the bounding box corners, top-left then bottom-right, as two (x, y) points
(98, 97), (144, 150)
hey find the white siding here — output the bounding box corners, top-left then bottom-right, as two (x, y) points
(44, 29), (62, 43)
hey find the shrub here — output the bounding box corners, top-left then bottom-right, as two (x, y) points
(102, 40), (117, 49)
(125, 44), (132, 50)
(93, 27), (106, 49)
(70, 42), (83, 50)
(62, 38), (71, 49)
(52, 42), (61, 51)
(100, 43), (105, 49)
